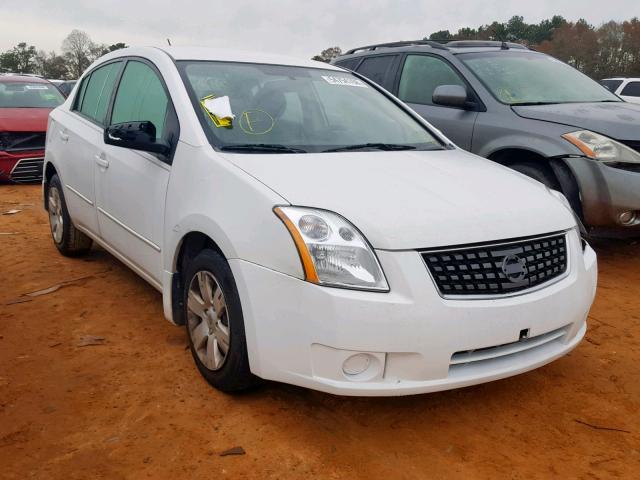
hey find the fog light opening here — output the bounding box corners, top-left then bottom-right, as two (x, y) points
(618, 211), (638, 226)
(342, 353), (371, 376)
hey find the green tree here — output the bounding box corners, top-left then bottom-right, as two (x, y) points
(312, 46), (342, 63)
(34, 50), (69, 79)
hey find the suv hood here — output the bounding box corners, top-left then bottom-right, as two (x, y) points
(226, 149), (575, 250)
(512, 102), (640, 140)
(0, 108), (51, 132)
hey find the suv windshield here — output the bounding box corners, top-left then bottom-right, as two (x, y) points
(0, 81), (65, 108)
(459, 51), (620, 105)
(178, 61), (442, 153)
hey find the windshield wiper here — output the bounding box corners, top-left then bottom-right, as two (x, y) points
(510, 101), (559, 106)
(323, 143), (418, 153)
(219, 144), (307, 153)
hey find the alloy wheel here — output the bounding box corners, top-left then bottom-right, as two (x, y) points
(187, 271), (231, 371)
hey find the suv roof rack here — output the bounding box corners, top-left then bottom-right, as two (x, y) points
(344, 40), (449, 55)
(444, 40), (528, 50)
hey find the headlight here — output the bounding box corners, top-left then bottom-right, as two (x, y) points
(562, 130), (640, 164)
(274, 206), (389, 291)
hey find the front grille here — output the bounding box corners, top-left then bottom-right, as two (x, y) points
(421, 233), (568, 297)
(449, 325), (569, 372)
(10, 157), (44, 183)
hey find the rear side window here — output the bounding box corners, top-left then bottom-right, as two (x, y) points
(621, 81), (640, 97)
(110, 61), (168, 140)
(600, 79), (623, 92)
(334, 57), (361, 71)
(398, 55), (466, 106)
(355, 55), (397, 89)
(77, 62), (121, 124)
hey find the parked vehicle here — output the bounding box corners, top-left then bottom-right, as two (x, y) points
(600, 78), (640, 104)
(0, 75), (65, 183)
(333, 41), (640, 236)
(44, 47), (596, 396)
(56, 80), (77, 98)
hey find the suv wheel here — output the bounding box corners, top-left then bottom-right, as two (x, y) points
(183, 249), (258, 392)
(509, 162), (560, 190)
(47, 174), (93, 256)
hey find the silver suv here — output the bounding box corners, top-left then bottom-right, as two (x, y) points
(333, 40), (640, 236)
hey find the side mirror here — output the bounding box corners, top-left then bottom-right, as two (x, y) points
(104, 121), (170, 155)
(432, 85), (470, 109)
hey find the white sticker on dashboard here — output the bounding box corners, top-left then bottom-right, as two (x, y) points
(24, 85), (49, 90)
(321, 76), (368, 88)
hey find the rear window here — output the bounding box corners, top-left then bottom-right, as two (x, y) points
(0, 82), (64, 108)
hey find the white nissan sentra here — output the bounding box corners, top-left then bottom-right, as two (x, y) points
(43, 47), (597, 396)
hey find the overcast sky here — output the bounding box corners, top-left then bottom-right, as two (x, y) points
(1, 0), (637, 57)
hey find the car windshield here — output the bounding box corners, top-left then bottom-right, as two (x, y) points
(0, 81), (65, 108)
(178, 61), (443, 153)
(459, 51), (620, 105)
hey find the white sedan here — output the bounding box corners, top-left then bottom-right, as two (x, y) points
(43, 46), (597, 396)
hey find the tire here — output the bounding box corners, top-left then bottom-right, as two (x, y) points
(183, 249), (258, 393)
(47, 174), (93, 256)
(509, 162), (560, 190)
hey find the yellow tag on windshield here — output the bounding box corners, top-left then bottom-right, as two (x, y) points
(200, 95), (234, 128)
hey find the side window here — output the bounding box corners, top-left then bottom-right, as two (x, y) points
(110, 61), (169, 140)
(77, 62), (121, 124)
(398, 55), (466, 106)
(621, 81), (640, 98)
(355, 55), (397, 89)
(334, 57), (361, 71)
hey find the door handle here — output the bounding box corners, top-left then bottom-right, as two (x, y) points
(95, 154), (109, 169)
(59, 131), (69, 142)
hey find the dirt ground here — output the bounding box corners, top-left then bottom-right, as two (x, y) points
(1, 184), (639, 479)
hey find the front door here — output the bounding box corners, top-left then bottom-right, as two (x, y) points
(95, 59), (176, 284)
(396, 54), (478, 150)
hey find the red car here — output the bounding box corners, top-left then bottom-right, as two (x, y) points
(0, 75), (65, 183)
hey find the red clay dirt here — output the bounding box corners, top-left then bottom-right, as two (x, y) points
(1, 185), (639, 479)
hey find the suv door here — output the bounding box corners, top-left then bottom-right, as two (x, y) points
(53, 60), (122, 234)
(396, 54), (478, 149)
(96, 59), (178, 284)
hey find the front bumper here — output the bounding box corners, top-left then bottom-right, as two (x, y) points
(231, 231), (597, 396)
(0, 150), (45, 183)
(564, 156), (640, 233)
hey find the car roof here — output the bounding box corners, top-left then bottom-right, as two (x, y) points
(103, 46), (343, 71)
(0, 74), (50, 84)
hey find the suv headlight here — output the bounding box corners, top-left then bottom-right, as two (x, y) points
(274, 206), (389, 291)
(562, 130), (640, 164)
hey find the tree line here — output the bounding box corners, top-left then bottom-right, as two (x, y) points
(313, 16), (640, 80)
(0, 30), (126, 80)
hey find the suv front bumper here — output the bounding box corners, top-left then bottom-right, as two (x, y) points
(564, 157), (640, 234)
(230, 231), (597, 396)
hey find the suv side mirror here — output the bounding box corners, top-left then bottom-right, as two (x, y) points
(432, 85), (470, 109)
(104, 121), (170, 155)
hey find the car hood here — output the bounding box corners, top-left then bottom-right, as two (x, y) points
(225, 149), (575, 250)
(512, 102), (640, 140)
(0, 108), (51, 132)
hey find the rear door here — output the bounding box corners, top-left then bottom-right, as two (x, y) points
(53, 60), (122, 234)
(95, 59), (178, 284)
(394, 54), (479, 150)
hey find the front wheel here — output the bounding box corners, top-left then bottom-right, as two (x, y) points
(47, 174), (93, 256)
(183, 249), (258, 393)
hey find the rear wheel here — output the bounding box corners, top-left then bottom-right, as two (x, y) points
(47, 174), (92, 256)
(183, 249), (258, 392)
